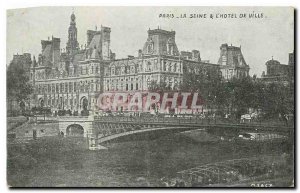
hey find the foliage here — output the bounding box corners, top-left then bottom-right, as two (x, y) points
(180, 70), (294, 120)
(7, 61), (33, 103)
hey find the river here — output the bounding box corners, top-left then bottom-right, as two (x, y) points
(7, 130), (293, 187)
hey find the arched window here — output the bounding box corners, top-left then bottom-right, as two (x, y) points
(111, 67), (115, 75)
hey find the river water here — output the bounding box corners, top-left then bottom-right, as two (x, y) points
(7, 130), (293, 187)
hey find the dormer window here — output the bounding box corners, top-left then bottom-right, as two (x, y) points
(147, 38), (154, 54)
(131, 66), (135, 73)
(167, 38), (174, 55)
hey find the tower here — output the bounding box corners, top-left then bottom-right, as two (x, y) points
(142, 28), (179, 56)
(218, 43), (250, 80)
(101, 26), (111, 60)
(66, 12), (79, 55)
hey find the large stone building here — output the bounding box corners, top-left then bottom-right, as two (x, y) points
(18, 13), (249, 114)
(102, 28), (219, 93)
(261, 51), (294, 84)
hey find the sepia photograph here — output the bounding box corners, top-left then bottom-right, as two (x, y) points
(6, 6), (295, 187)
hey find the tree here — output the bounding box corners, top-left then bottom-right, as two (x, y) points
(180, 67), (224, 114)
(263, 82), (294, 119)
(7, 61), (33, 111)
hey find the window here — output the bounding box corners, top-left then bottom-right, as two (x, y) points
(131, 66), (135, 73)
(112, 68), (115, 75)
(74, 82), (77, 92)
(60, 83), (63, 93)
(91, 84), (94, 92)
(222, 55), (226, 65)
(52, 84), (55, 93)
(146, 76), (151, 87)
(65, 83), (68, 93)
(69, 82), (72, 93)
(56, 84), (59, 93)
(146, 62), (152, 72)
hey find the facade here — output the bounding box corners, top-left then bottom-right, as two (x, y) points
(30, 13), (114, 113)
(104, 28), (184, 93)
(23, 13), (249, 114)
(261, 51), (294, 84)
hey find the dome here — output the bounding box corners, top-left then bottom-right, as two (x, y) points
(266, 58), (280, 66)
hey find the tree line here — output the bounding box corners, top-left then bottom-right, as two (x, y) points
(150, 69), (294, 121)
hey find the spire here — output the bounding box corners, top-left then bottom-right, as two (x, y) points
(66, 12), (79, 55)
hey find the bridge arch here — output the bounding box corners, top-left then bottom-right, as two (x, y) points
(97, 126), (195, 144)
(66, 124), (84, 137)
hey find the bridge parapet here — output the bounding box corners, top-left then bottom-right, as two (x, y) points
(58, 116), (92, 122)
(56, 115), (293, 150)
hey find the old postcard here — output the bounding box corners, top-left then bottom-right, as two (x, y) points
(6, 7), (294, 187)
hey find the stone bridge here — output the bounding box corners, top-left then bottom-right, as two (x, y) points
(57, 116), (294, 150)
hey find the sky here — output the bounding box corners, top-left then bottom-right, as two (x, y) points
(7, 6), (294, 76)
